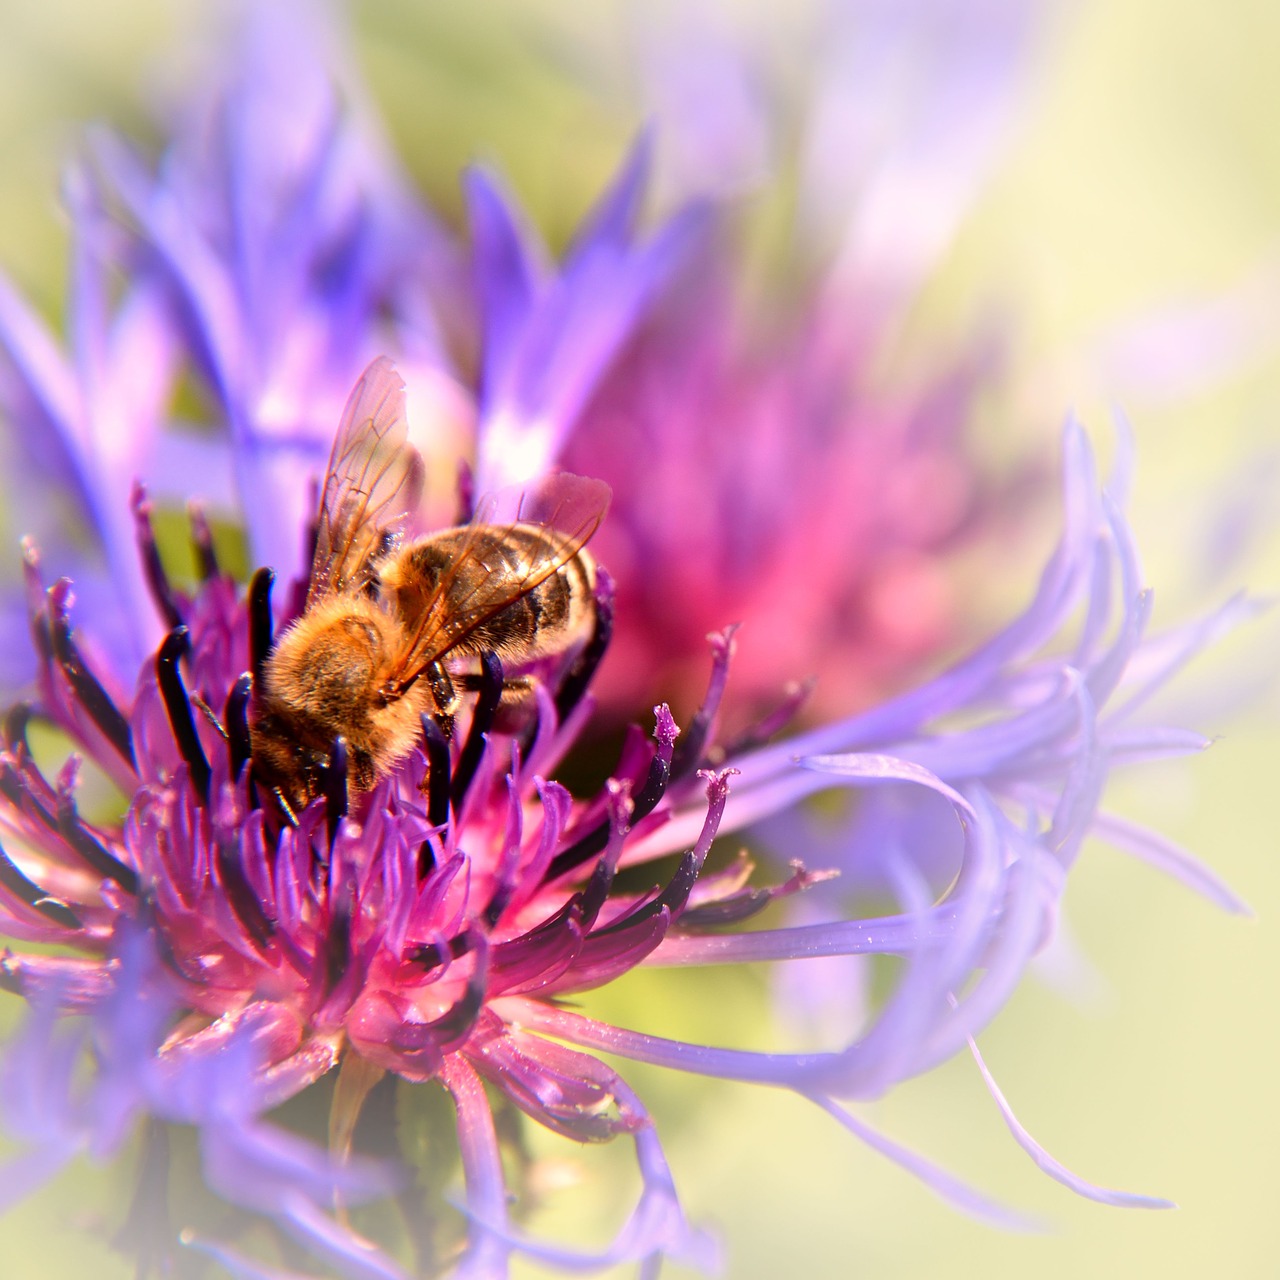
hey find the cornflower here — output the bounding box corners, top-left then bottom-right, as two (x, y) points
(0, 5), (1254, 1279)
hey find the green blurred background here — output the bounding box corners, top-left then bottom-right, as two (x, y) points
(1, 1), (1278, 1277)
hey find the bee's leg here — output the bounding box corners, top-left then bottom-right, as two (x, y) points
(271, 785), (299, 827)
(426, 661), (458, 740)
(189, 692), (230, 741)
(453, 671), (536, 708)
(455, 670), (539, 743)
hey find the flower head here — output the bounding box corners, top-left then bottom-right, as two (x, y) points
(0, 6), (1255, 1279)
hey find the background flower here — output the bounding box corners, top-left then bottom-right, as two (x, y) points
(0, 3), (1276, 1280)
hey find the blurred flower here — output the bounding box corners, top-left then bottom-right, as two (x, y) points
(0, 4), (1255, 1279)
(543, 0), (1046, 724)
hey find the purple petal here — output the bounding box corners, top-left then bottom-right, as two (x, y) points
(807, 1092), (1038, 1231)
(966, 1033), (1177, 1210)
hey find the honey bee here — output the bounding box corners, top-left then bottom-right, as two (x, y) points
(249, 356), (608, 815)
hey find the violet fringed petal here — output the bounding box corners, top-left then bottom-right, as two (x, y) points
(77, 4), (458, 587)
(471, 135), (709, 492)
(963, 1029), (1176, 1210)
(804, 1092), (1040, 1232)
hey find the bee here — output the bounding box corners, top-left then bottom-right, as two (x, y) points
(249, 356), (608, 816)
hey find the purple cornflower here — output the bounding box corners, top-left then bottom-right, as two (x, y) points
(0, 373), (1251, 1276)
(0, 5), (1254, 1279)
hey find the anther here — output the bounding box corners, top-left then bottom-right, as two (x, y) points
(411, 927), (476, 974)
(131, 483), (184, 630)
(56, 798), (139, 894)
(454, 458), (475, 525)
(248, 568), (275, 693)
(669, 627), (738, 781)
(419, 714), (451, 830)
(322, 881), (354, 998)
(188, 502), (219, 582)
(423, 941), (488, 1042)
(224, 673), (253, 782)
(50, 599), (137, 772)
(0, 839), (81, 928)
(322, 736), (349, 848)
(0, 762), (55, 831)
(215, 838), (275, 950)
(547, 744), (671, 881)
(3, 704), (31, 752)
(555, 570), (615, 726)
(450, 651), (503, 809)
(156, 627), (211, 806)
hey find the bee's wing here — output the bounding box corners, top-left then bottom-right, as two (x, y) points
(392, 472), (610, 681)
(308, 357), (425, 606)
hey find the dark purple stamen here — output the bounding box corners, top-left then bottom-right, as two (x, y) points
(418, 714), (451, 876)
(131, 484), (184, 630)
(576, 843), (622, 929)
(669, 713), (711, 782)
(156, 627), (211, 806)
(594, 852), (698, 937)
(215, 838), (275, 949)
(27, 611), (52, 664)
(546, 745), (671, 881)
(554, 571), (615, 727)
(677, 890), (774, 929)
(3, 703), (30, 751)
(723, 677), (816, 756)
(248, 568), (275, 692)
(189, 503), (220, 582)
(0, 764), (56, 833)
(422, 946), (488, 1042)
(410, 927), (477, 973)
(450, 651), (503, 808)
(224, 673), (253, 781)
(454, 458), (475, 525)
(417, 839), (436, 880)
(323, 884), (354, 997)
(670, 628), (737, 780)
(56, 798), (139, 894)
(49, 606), (137, 773)
(322, 736), (348, 848)
(482, 882), (514, 930)
(0, 839), (80, 928)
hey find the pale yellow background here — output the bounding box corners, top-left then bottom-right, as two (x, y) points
(0, 2), (1277, 1278)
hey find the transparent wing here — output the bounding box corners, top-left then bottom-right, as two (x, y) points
(389, 472), (610, 683)
(308, 356), (425, 605)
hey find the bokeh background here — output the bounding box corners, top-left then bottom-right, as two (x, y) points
(0, 1), (1277, 1276)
